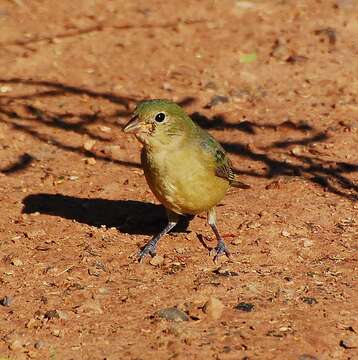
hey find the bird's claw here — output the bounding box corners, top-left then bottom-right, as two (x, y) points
(212, 241), (231, 262)
(138, 242), (157, 262)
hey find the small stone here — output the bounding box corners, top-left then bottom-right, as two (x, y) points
(26, 318), (37, 329)
(213, 267), (239, 277)
(302, 238), (314, 248)
(291, 146), (303, 156)
(265, 179), (283, 190)
(25, 229), (46, 239)
(149, 255), (164, 266)
(235, 302), (254, 312)
(34, 340), (45, 349)
(0, 295), (12, 306)
(204, 95), (229, 109)
(100, 126), (111, 133)
(174, 247), (185, 254)
(11, 258), (23, 266)
(230, 238), (242, 245)
(51, 329), (61, 337)
(303, 297), (318, 305)
(156, 307), (189, 322)
(162, 82), (172, 91)
(0, 85), (12, 93)
(247, 221), (261, 229)
(68, 175), (79, 181)
(281, 230), (291, 237)
(88, 268), (101, 277)
(85, 157), (96, 165)
(339, 334), (358, 349)
(83, 139), (96, 151)
(203, 297), (224, 320)
(278, 326), (289, 332)
(44, 310), (60, 320)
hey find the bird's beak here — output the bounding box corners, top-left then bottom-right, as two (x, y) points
(123, 115), (140, 133)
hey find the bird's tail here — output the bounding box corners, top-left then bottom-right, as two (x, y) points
(231, 179), (251, 189)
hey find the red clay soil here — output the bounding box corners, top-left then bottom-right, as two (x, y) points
(0, 1), (357, 359)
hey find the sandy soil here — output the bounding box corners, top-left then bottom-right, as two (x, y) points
(0, 1), (357, 359)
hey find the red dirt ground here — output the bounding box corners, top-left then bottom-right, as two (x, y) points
(0, 1), (357, 359)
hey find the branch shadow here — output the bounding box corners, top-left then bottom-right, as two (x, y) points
(191, 112), (313, 134)
(191, 112), (358, 201)
(0, 78), (196, 170)
(0, 77), (357, 201)
(0, 153), (34, 174)
(22, 193), (192, 236)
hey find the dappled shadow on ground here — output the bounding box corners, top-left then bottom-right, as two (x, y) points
(1, 77), (357, 201)
(191, 112), (358, 201)
(0, 78), (194, 169)
(22, 193), (192, 235)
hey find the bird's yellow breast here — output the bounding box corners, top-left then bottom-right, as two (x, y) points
(141, 144), (229, 215)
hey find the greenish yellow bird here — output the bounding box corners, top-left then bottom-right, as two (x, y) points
(123, 99), (248, 261)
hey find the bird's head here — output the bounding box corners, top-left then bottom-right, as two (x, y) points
(123, 99), (195, 146)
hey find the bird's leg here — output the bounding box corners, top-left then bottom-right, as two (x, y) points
(208, 207), (231, 261)
(139, 209), (180, 261)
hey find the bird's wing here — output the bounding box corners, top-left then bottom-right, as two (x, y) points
(214, 148), (251, 189)
(199, 132), (251, 189)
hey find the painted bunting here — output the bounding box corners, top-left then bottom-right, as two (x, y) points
(123, 99), (248, 262)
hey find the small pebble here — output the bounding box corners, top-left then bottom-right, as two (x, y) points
(162, 82), (172, 91)
(51, 329), (61, 337)
(34, 340), (45, 349)
(25, 229), (46, 239)
(26, 318), (37, 329)
(303, 297), (318, 305)
(83, 139), (96, 151)
(339, 334), (358, 349)
(203, 297), (224, 320)
(44, 310), (60, 320)
(302, 238), (314, 248)
(291, 146), (303, 156)
(0, 295), (12, 306)
(213, 267), (239, 277)
(149, 255), (164, 266)
(281, 230), (291, 237)
(156, 307), (189, 322)
(100, 126), (111, 133)
(204, 95), (229, 109)
(11, 258), (23, 266)
(0, 85), (12, 93)
(235, 302), (254, 312)
(85, 157), (96, 165)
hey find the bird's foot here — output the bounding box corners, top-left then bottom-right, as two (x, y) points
(138, 240), (157, 262)
(212, 241), (231, 262)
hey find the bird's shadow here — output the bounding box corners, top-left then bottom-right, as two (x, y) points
(22, 193), (191, 235)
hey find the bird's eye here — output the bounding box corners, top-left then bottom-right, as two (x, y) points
(155, 112), (166, 123)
